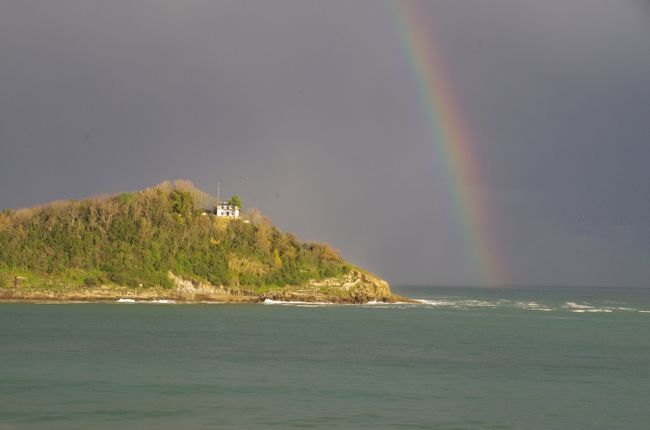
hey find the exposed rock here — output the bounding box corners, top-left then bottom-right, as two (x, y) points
(0, 269), (414, 304)
(166, 272), (256, 301)
(261, 269), (415, 304)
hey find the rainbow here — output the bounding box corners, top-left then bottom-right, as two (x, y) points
(387, 0), (506, 285)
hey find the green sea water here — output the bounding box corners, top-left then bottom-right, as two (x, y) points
(1, 286), (649, 429)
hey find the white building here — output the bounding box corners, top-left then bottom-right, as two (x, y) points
(214, 202), (240, 218)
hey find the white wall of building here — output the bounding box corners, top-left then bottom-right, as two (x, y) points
(215, 203), (240, 218)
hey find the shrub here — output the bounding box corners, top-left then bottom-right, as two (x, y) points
(116, 193), (135, 205)
(83, 276), (102, 288)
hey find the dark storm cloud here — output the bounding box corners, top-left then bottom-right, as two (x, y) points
(1, 0), (648, 286)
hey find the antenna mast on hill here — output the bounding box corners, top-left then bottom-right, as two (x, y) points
(217, 181), (220, 204)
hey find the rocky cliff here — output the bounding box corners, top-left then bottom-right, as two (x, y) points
(261, 270), (412, 304)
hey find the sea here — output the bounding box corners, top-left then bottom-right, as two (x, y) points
(1, 286), (649, 430)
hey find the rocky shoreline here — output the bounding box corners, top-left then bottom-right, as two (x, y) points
(0, 270), (416, 305)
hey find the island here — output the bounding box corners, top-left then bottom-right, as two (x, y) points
(0, 180), (412, 304)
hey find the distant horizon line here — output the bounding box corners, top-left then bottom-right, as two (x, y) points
(393, 283), (650, 289)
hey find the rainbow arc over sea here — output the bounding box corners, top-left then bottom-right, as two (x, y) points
(388, 0), (506, 286)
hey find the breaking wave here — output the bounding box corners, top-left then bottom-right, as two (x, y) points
(263, 299), (332, 306)
(113, 296), (650, 314)
(116, 298), (176, 304)
(564, 302), (594, 310)
(409, 298), (649, 314)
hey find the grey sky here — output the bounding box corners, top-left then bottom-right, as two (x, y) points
(1, 0), (649, 287)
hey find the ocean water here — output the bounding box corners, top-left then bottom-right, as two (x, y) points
(1, 286), (649, 430)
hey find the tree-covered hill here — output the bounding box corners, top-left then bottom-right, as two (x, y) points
(0, 181), (353, 293)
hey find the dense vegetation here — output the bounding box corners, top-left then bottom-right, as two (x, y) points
(0, 181), (350, 290)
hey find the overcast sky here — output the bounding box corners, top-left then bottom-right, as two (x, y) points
(1, 0), (649, 287)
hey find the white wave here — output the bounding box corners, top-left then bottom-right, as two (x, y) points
(464, 300), (499, 307)
(117, 298), (176, 304)
(564, 302), (641, 313)
(364, 300), (414, 306)
(514, 301), (549, 310)
(417, 299), (502, 308)
(416, 298), (553, 311)
(564, 302), (595, 309)
(638, 310), (650, 314)
(417, 299), (450, 306)
(262, 299), (331, 305)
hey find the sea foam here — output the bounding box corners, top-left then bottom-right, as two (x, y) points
(263, 299), (332, 305)
(116, 298), (175, 304)
(564, 302), (594, 310)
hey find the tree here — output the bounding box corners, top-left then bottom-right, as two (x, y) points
(273, 248), (283, 269)
(170, 190), (194, 216)
(228, 195), (243, 209)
